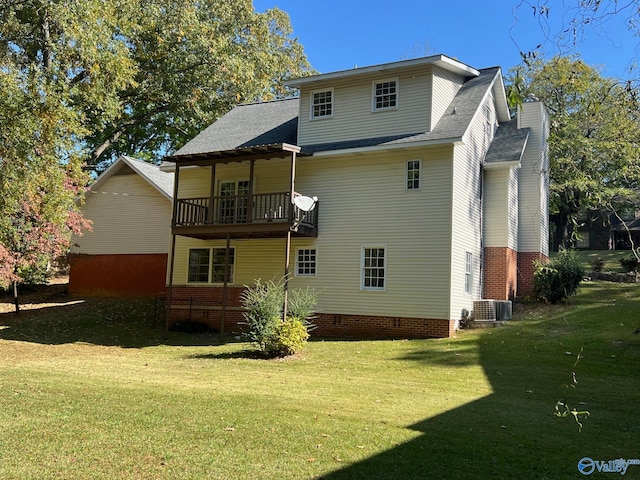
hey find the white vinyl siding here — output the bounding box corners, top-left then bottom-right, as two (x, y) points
(518, 101), (550, 256)
(297, 65), (433, 146)
(430, 66), (465, 131)
(483, 167), (519, 251)
(449, 96), (498, 314)
(73, 172), (172, 255)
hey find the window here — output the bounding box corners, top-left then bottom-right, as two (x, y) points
(464, 252), (473, 294)
(296, 248), (317, 276)
(187, 247), (235, 284)
(362, 247), (385, 290)
(211, 247), (235, 283)
(406, 160), (421, 190)
(311, 89), (333, 119)
(188, 249), (210, 283)
(373, 79), (397, 111)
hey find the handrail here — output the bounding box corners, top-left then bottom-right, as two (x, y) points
(173, 192), (318, 228)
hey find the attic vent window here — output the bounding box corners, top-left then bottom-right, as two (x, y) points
(373, 79), (398, 111)
(311, 88), (333, 119)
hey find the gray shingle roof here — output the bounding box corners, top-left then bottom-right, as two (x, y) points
(484, 120), (530, 166)
(167, 67), (511, 159)
(173, 98), (299, 156)
(89, 156), (174, 200)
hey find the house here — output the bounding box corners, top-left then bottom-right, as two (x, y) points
(69, 155), (174, 297)
(575, 206), (640, 250)
(163, 54), (550, 338)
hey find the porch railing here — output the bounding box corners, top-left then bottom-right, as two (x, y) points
(173, 192), (318, 229)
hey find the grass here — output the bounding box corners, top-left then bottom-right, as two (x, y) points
(0, 282), (639, 479)
(551, 249), (632, 272)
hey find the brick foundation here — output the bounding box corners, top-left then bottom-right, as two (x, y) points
(483, 247), (518, 300)
(166, 285), (456, 338)
(69, 253), (168, 297)
(314, 313), (455, 339)
(518, 252), (549, 297)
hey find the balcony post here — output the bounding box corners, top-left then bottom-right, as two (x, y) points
(207, 163), (216, 225)
(283, 150), (297, 320)
(247, 159), (255, 223)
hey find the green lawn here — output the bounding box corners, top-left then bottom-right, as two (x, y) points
(552, 249), (632, 272)
(0, 282), (639, 479)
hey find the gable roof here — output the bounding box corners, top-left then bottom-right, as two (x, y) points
(87, 155), (174, 200)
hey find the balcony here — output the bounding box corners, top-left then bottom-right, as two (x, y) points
(172, 192), (318, 239)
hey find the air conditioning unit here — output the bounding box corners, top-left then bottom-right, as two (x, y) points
(495, 300), (513, 321)
(473, 300), (496, 321)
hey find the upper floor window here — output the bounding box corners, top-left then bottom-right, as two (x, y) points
(311, 88), (333, 119)
(406, 159), (421, 190)
(373, 79), (398, 111)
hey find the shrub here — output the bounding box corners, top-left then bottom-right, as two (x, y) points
(589, 256), (604, 273)
(534, 249), (585, 303)
(264, 317), (309, 357)
(240, 278), (317, 357)
(620, 252), (640, 273)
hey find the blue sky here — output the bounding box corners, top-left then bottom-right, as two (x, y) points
(253, 0), (638, 80)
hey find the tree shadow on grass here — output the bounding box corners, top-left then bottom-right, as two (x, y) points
(0, 283), (223, 348)
(315, 294), (640, 480)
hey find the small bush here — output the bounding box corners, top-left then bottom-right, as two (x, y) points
(240, 278), (317, 357)
(589, 256), (604, 273)
(620, 252), (640, 273)
(534, 249), (585, 303)
(264, 317), (309, 357)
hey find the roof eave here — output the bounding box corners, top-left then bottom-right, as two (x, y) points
(285, 55), (479, 88)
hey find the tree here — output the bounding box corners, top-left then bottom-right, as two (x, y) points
(0, 65), (90, 307)
(507, 56), (640, 249)
(512, 1), (640, 70)
(0, 0), (312, 171)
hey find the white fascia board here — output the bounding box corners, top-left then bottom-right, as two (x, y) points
(285, 55), (480, 88)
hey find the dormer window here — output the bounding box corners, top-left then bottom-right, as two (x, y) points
(311, 88), (333, 119)
(373, 79), (398, 111)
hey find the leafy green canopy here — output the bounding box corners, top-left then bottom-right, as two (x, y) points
(508, 56), (640, 248)
(0, 0), (312, 170)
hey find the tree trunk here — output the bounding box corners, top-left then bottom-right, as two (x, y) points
(13, 280), (19, 314)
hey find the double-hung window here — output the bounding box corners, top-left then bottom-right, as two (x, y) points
(362, 247), (386, 290)
(188, 247), (235, 284)
(406, 159), (421, 190)
(464, 252), (473, 294)
(311, 89), (333, 119)
(295, 248), (317, 276)
(373, 79), (398, 111)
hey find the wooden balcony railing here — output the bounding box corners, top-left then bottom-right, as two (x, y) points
(173, 192), (318, 230)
